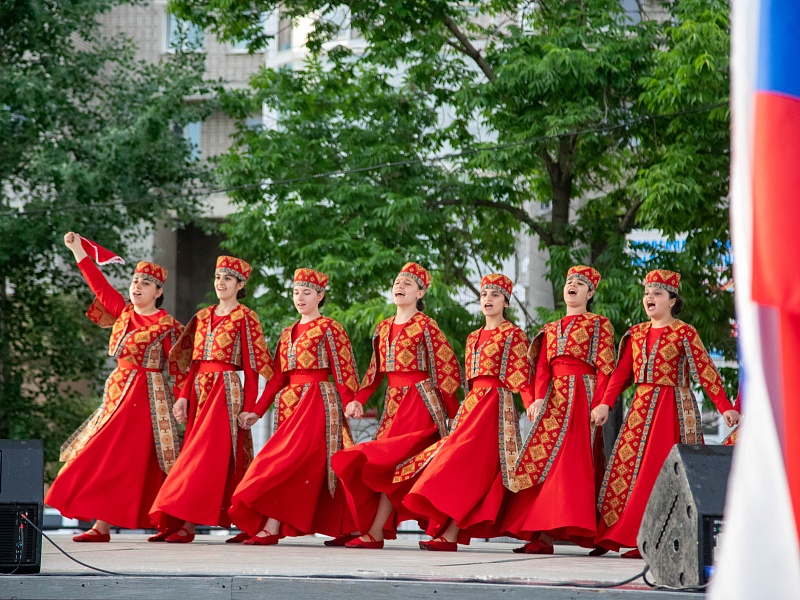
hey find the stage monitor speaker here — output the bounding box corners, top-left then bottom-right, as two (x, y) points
(637, 444), (732, 590)
(0, 439), (44, 574)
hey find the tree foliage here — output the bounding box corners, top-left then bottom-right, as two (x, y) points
(172, 0), (736, 401)
(0, 0), (216, 474)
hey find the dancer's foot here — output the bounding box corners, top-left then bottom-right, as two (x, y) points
(588, 546), (609, 557)
(344, 533), (384, 549)
(621, 548), (642, 559)
(243, 531), (280, 546)
(324, 533), (359, 547)
(225, 531), (251, 544)
(165, 527), (195, 544)
(419, 537), (457, 552)
(73, 528), (110, 543)
(512, 539), (554, 554)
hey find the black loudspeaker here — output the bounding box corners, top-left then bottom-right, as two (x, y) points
(637, 444), (732, 590)
(0, 439), (44, 574)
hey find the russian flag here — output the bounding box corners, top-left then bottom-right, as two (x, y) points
(711, 1), (800, 597)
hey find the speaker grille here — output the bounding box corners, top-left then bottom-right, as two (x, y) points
(0, 504), (41, 568)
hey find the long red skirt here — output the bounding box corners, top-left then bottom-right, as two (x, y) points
(228, 383), (356, 538)
(501, 374), (598, 546)
(595, 386), (682, 551)
(150, 372), (244, 528)
(45, 373), (165, 529)
(331, 385), (441, 539)
(403, 387), (513, 544)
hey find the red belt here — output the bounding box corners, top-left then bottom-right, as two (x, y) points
(198, 362), (238, 373)
(289, 371), (330, 385)
(117, 359), (161, 373)
(551, 364), (595, 377)
(470, 376), (506, 390)
(387, 372), (430, 387)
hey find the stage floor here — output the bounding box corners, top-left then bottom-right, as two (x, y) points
(0, 533), (699, 599)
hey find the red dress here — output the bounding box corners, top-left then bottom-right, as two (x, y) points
(399, 321), (533, 544)
(595, 320), (734, 551)
(228, 317), (360, 537)
(149, 304), (274, 528)
(331, 312), (461, 539)
(501, 312), (616, 546)
(45, 258), (184, 529)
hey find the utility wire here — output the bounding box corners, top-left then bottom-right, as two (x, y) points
(1, 101), (727, 219)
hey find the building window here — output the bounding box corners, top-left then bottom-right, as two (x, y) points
(278, 7), (292, 51)
(245, 116), (264, 131)
(166, 12), (204, 52)
(183, 122), (201, 160)
(228, 13), (267, 53)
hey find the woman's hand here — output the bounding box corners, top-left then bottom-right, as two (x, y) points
(237, 412), (259, 429)
(526, 399), (545, 422)
(591, 404), (610, 427)
(723, 409), (741, 428)
(63, 232), (88, 261)
(345, 401), (363, 419)
(173, 398), (188, 424)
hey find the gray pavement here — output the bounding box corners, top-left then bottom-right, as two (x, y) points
(0, 533), (700, 599)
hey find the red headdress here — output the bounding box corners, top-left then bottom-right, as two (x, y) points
(293, 268), (329, 293)
(481, 273), (513, 301)
(216, 256), (252, 283)
(398, 262), (431, 290)
(134, 261), (167, 286)
(567, 265), (601, 292)
(645, 269), (681, 294)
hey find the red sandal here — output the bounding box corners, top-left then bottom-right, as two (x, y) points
(324, 533), (359, 547)
(73, 528), (110, 543)
(226, 531), (251, 544)
(243, 532), (280, 546)
(512, 539), (554, 554)
(165, 527), (195, 544)
(345, 533), (384, 549)
(419, 537), (457, 552)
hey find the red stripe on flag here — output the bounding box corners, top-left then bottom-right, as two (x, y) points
(779, 313), (800, 538)
(752, 92), (800, 309)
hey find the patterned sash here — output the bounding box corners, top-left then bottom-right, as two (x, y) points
(515, 373), (596, 489)
(597, 385), (660, 527)
(146, 372), (180, 473)
(59, 365), (136, 466)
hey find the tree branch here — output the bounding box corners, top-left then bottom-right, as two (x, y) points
(442, 15), (496, 82)
(435, 197), (554, 246)
(619, 198), (643, 233)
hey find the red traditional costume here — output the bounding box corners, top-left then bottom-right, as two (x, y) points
(150, 257), (274, 529)
(332, 263), (462, 539)
(502, 266), (615, 547)
(45, 258), (184, 529)
(595, 270), (734, 552)
(399, 274), (534, 544)
(228, 269), (361, 538)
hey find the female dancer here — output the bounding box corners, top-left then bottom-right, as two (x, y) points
(46, 232), (184, 542)
(330, 262), (461, 549)
(502, 265), (615, 554)
(149, 256), (274, 543)
(399, 274), (533, 551)
(228, 269), (360, 545)
(593, 269), (740, 557)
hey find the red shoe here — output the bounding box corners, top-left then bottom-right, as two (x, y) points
(512, 539), (554, 554)
(148, 526), (182, 542)
(165, 527), (195, 544)
(589, 546), (609, 557)
(621, 548), (642, 559)
(73, 528), (110, 543)
(243, 533), (280, 546)
(226, 531), (251, 544)
(419, 537), (457, 552)
(345, 534), (384, 549)
(324, 533), (359, 547)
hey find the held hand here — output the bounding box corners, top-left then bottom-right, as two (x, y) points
(723, 409), (741, 428)
(527, 399), (545, 422)
(591, 404), (610, 427)
(173, 398), (188, 424)
(238, 412), (259, 429)
(345, 401), (363, 419)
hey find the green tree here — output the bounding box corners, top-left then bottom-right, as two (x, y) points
(173, 0), (736, 400)
(0, 0), (216, 475)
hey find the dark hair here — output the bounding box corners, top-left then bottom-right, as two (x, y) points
(586, 295), (594, 311)
(155, 293), (164, 309)
(415, 281), (426, 312)
(669, 291), (683, 316)
(318, 294), (326, 308)
(502, 307), (509, 320)
(237, 287), (247, 300)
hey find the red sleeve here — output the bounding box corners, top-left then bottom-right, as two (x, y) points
(592, 368), (611, 410)
(685, 327), (735, 414)
(241, 330), (260, 414)
(600, 338), (634, 408)
(534, 346), (551, 401)
(179, 361), (198, 400)
(324, 321), (359, 405)
(254, 350), (288, 417)
(164, 323), (185, 400)
(354, 368), (383, 405)
(77, 257), (127, 318)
